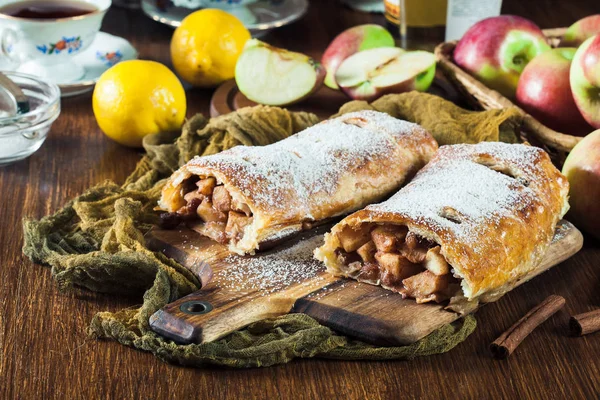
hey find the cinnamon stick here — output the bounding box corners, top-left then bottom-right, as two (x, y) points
(490, 295), (565, 359)
(570, 309), (600, 336)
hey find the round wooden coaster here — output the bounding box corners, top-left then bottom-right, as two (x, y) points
(210, 80), (350, 119)
(209, 73), (463, 119)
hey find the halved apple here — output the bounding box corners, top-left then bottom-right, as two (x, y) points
(335, 47), (436, 102)
(235, 39), (325, 106)
(322, 24), (395, 90)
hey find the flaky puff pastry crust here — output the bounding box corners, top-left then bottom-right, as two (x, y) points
(158, 111), (438, 255)
(315, 142), (570, 311)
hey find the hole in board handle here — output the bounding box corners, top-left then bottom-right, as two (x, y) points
(180, 300), (214, 315)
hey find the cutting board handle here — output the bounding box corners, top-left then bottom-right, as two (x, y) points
(149, 289), (306, 344)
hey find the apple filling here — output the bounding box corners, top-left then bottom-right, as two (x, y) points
(334, 224), (460, 303)
(164, 177), (253, 245)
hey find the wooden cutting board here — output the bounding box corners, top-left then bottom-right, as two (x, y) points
(147, 220), (583, 346)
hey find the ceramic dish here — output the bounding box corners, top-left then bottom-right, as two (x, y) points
(0, 0), (112, 84)
(58, 32), (138, 96)
(0, 72), (61, 166)
(340, 0), (384, 13)
(141, 0), (309, 36)
(0, 32), (138, 97)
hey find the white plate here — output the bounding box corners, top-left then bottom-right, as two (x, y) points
(340, 0), (384, 13)
(141, 0), (309, 37)
(1, 32), (138, 97)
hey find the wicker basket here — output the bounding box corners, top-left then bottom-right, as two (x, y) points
(435, 28), (583, 164)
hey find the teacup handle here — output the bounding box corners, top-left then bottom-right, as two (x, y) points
(0, 28), (23, 64)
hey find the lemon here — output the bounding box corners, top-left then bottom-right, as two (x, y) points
(171, 9), (250, 87)
(93, 60), (186, 148)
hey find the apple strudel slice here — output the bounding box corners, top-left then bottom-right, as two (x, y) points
(315, 142), (570, 313)
(158, 111), (438, 255)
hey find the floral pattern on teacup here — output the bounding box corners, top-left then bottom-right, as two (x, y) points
(96, 50), (123, 67)
(37, 36), (82, 55)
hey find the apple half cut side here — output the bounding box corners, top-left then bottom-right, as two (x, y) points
(335, 47), (436, 102)
(235, 39), (325, 107)
(321, 24), (395, 90)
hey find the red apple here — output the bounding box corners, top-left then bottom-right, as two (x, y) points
(562, 129), (600, 240)
(560, 14), (600, 47)
(570, 34), (600, 129)
(335, 47), (436, 102)
(321, 24), (395, 90)
(454, 15), (551, 98)
(515, 48), (592, 136)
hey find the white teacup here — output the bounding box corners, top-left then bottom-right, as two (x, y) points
(0, 0), (111, 83)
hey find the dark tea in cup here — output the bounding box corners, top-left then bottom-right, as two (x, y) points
(0, 0), (97, 19)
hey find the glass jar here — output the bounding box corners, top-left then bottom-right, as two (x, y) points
(384, 0), (447, 49)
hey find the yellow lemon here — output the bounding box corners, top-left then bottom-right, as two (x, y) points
(93, 60), (186, 148)
(171, 9), (250, 87)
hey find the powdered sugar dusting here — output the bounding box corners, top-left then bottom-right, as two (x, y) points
(188, 111), (429, 217)
(552, 221), (570, 243)
(368, 143), (546, 250)
(215, 235), (327, 295)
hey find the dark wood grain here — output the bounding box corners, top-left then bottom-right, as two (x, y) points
(2, 1), (600, 399)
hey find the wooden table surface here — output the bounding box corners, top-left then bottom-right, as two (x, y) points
(2, 1), (600, 399)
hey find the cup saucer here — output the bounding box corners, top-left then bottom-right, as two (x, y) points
(57, 32), (138, 97)
(1, 32), (138, 97)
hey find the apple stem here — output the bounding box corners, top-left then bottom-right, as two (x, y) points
(513, 55), (525, 66)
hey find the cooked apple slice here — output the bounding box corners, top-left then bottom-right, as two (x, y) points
(337, 225), (371, 253)
(335, 47), (436, 102)
(235, 39), (325, 106)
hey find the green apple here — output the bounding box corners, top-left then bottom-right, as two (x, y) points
(321, 24), (395, 90)
(335, 47), (436, 102)
(235, 39), (325, 106)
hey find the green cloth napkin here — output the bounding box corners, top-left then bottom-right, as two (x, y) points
(22, 94), (522, 368)
(335, 92), (522, 145)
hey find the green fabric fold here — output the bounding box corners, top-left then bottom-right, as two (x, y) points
(335, 92), (523, 145)
(22, 95), (516, 368)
